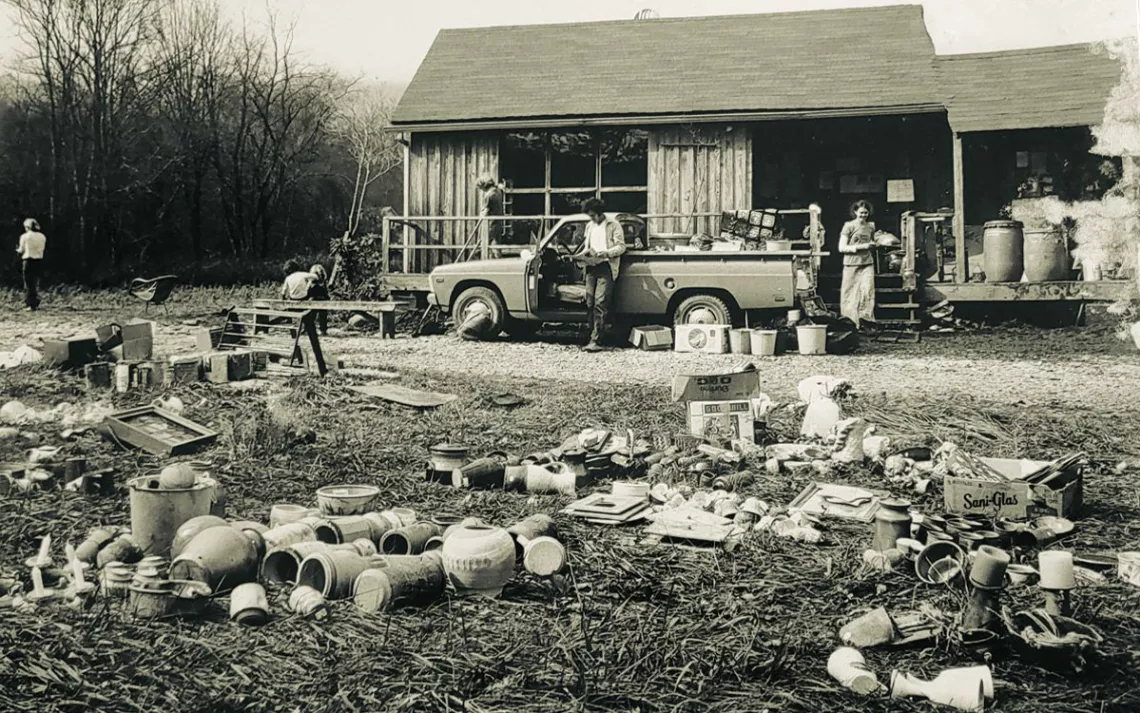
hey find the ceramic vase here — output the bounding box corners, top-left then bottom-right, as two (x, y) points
(890, 667), (989, 711)
(826, 647), (881, 694)
(169, 525), (259, 593)
(170, 516), (230, 559)
(442, 525), (516, 597)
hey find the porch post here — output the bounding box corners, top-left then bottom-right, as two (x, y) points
(952, 132), (966, 283)
(402, 137), (412, 274)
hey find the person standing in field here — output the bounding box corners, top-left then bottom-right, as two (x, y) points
(576, 198), (627, 352)
(838, 200), (878, 329)
(16, 218), (46, 311)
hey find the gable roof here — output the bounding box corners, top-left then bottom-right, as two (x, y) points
(938, 44), (1123, 133)
(392, 4), (941, 129)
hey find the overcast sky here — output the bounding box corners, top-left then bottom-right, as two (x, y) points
(1, 0), (1136, 83)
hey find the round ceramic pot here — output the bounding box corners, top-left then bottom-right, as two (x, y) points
(522, 536), (566, 577)
(289, 585), (328, 618)
(428, 443), (469, 472)
(170, 516), (230, 559)
(363, 511), (403, 543)
(269, 504), (310, 529)
(169, 525), (259, 594)
(441, 525), (516, 597)
(229, 582), (269, 625)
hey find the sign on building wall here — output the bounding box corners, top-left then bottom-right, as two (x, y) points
(887, 179), (915, 203)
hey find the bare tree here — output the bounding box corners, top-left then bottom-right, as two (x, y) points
(330, 83), (402, 237)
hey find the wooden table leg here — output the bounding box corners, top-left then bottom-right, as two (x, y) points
(302, 312), (328, 376)
(382, 311), (395, 339)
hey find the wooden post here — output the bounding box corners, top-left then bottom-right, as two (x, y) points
(382, 216), (390, 274)
(952, 133), (966, 283)
(402, 139), (412, 275)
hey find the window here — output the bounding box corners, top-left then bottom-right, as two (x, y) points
(499, 128), (649, 220)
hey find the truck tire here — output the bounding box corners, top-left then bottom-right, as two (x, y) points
(673, 294), (734, 327)
(453, 286), (506, 340)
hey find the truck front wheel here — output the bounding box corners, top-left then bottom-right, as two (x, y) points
(453, 286), (506, 340)
(673, 294), (734, 327)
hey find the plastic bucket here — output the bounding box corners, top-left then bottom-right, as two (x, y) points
(796, 325), (828, 355)
(128, 476), (215, 557)
(728, 328), (751, 354)
(749, 329), (778, 356)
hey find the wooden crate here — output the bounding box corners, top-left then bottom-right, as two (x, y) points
(104, 406), (218, 457)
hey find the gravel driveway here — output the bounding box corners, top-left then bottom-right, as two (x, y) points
(3, 308), (1137, 409)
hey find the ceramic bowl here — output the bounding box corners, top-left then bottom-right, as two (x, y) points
(316, 485), (381, 516)
(916, 541), (965, 584)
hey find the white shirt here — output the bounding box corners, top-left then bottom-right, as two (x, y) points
(18, 231), (46, 260)
(585, 221), (608, 254)
(282, 271), (316, 300)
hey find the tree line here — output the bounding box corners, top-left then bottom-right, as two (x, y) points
(0, 0), (403, 285)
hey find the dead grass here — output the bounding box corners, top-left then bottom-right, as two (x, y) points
(1, 364), (1140, 713)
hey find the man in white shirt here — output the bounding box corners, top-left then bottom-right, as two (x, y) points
(281, 259), (317, 301)
(16, 218), (46, 311)
(575, 199), (627, 352)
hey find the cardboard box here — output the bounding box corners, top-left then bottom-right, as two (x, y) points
(195, 327), (223, 353)
(629, 326), (673, 351)
(43, 337), (98, 369)
(688, 399), (755, 444)
(226, 351), (254, 381)
(944, 457), (1083, 519)
(119, 320), (155, 361)
(168, 357), (201, 384)
(671, 364), (760, 402)
(674, 324), (730, 354)
(205, 353), (230, 383)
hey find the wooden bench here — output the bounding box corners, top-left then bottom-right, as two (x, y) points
(219, 307), (328, 376)
(252, 299), (399, 339)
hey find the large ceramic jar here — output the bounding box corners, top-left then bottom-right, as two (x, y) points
(169, 525), (259, 593)
(441, 525), (516, 597)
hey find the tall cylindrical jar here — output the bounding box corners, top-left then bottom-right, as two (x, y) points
(873, 499), (912, 553)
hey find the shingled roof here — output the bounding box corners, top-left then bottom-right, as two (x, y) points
(392, 4), (941, 129)
(938, 44), (1123, 133)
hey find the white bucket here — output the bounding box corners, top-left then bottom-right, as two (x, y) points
(787, 309), (802, 324)
(796, 324), (828, 355)
(750, 329), (778, 356)
(728, 328), (751, 354)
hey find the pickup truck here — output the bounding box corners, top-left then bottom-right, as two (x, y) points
(427, 213), (819, 339)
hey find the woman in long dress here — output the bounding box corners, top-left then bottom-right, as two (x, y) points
(838, 201), (877, 328)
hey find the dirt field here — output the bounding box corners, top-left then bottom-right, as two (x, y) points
(2, 290), (1140, 713)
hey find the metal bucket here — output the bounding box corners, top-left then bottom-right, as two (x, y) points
(128, 476), (215, 557)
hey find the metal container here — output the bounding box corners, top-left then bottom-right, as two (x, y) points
(982, 220), (1024, 282)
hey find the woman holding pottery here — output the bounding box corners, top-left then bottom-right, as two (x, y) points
(838, 201), (878, 329)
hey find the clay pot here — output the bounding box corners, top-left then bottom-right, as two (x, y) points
(169, 525), (259, 593)
(441, 525), (516, 597)
(969, 545), (1010, 590)
(353, 552), (446, 612)
(362, 511), (403, 543)
(296, 550), (374, 600)
(1039, 551), (1076, 590)
(315, 515), (374, 545)
(170, 516), (230, 559)
(75, 528), (118, 564)
(97, 534), (142, 568)
(229, 582), (269, 625)
(839, 607), (897, 647)
(391, 508), (417, 527)
(827, 647), (882, 694)
(288, 585), (328, 618)
(269, 504), (309, 529)
(380, 522), (443, 555)
(260, 522), (318, 551)
(262, 540), (377, 584)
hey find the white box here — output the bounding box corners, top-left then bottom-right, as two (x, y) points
(674, 324), (730, 354)
(688, 399), (755, 443)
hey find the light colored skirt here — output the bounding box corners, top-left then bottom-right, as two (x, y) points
(840, 264), (876, 326)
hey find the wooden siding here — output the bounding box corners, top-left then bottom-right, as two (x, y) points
(408, 132), (499, 269)
(648, 124), (752, 235)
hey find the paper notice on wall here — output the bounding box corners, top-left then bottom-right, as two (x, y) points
(1016, 151), (1030, 168)
(839, 175), (858, 194)
(886, 179), (915, 203)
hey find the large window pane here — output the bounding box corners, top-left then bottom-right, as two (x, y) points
(550, 131), (596, 188)
(506, 193), (545, 245)
(501, 133), (545, 189)
(601, 129), (649, 187)
(599, 191), (647, 215)
(551, 192), (596, 216)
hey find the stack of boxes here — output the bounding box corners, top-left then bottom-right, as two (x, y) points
(671, 364), (765, 447)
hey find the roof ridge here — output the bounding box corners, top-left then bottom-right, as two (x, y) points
(435, 3), (924, 34)
(935, 39), (1130, 61)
